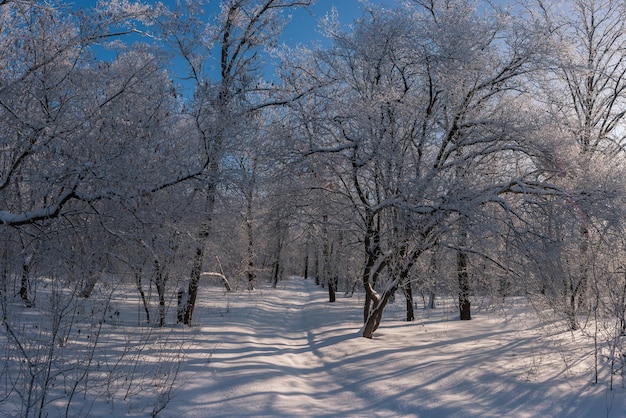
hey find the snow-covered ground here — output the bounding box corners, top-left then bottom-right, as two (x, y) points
(164, 278), (625, 417)
(3, 277), (625, 417)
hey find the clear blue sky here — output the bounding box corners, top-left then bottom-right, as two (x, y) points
(280, 0), (400, 45)
(71, 0), (401, 86)
(71, 0), (400, 46)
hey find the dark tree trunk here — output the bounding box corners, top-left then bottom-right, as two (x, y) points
(577, 225), (589, 310)
(177, 287), (186, 323)
(303, 254), (309, 280)
(135, 270), (151, 324)
(246, 221), (255, 290)
(154, 260), (167, 327)
(328, 276), (337, 302)
(184, 246), (204, 326)
(80, 273), (98, 298)
(184, 181), (217, 326)
(314, 248), (320, 286)
(403, 282), (414, 322)
(19, 259), (31, 307)
(245, 204), (255, 290)
(567, 291), (579, 330)
(458, 248), (471, 320)
(271, 256), (281, 289)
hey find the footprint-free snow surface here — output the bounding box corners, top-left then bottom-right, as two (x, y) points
(158, 277), (625, 417)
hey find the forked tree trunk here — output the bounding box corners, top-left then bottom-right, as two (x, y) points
(363, 285), (397, 339)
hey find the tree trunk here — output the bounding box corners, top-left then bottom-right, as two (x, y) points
(80, 272), (99, 298)
(245, 171), (256, 290)
(403, 281), (414, 322)
(184, 246), (204, 326)
(135, 270), (151, 324)
(314, 248), (320, 286)
(428, 291), (436, 309)
(458, 248), (471, 320)
(19, 258), (31, 307)
(154, 260), (167, 327)
(577, 224), (589, 310)
(328, 276), (337, 302)
(567, 289), (579, 330)
(363, 285), (396, 338)
(271, 259), (281, 289)
(183, 181), (217, 326)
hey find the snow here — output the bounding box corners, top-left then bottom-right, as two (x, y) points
(3, 277), (625, 417)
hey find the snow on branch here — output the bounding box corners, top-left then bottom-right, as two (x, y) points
(0, 188), (78, 227)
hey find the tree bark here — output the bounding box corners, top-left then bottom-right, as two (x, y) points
(403, 281), (414, 322)
(135, 270), (151, 324)
(303, 254), (309, 280)
(328, 276), (337, 302)
(458, 247), (471, 320)
(154, 260), (167, 327)
(19, 258), (31, 307)
(184, 246), (204, 326)
(183, 180), (217, 326)
(363, 285), (396, 338)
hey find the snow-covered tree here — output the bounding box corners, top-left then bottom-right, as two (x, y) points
(283, 0), (554, 337)
(525, 0), (626, 330)
(159, 0), (313, 325)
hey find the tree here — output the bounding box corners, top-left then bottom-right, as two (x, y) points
(528, 0), (626, 330)
(284, 0), (553, 338)
(158, 0), (313, 325)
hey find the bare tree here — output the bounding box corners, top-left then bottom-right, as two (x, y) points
(283, 0), (554, 338)
(529, 0), (626, 330)
(159, 0), (312, 325)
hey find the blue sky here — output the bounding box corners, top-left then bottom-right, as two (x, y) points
(279, 0), (399, 45)
(72, 0), (400, 46)
(71, 0), (400, 87)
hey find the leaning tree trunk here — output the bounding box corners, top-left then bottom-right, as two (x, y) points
(183, 180), (217, 326)
(363, 285), (397, 339)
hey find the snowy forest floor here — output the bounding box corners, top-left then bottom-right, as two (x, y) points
(5, 277), (626, 417)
